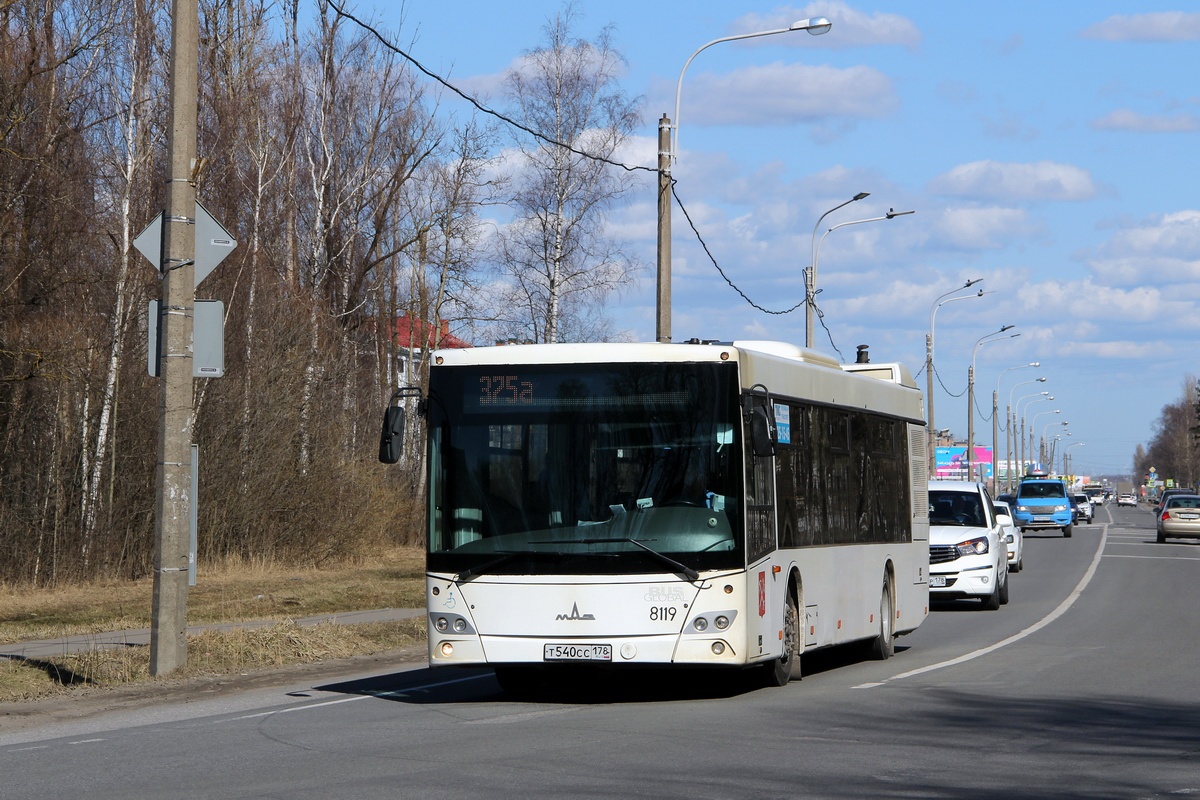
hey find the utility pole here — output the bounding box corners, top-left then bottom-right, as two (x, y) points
(151, 0), (198, 676)
(656, 114), (671, 343)
(925, 333), (935, 478)
(991, 389), (999, 493)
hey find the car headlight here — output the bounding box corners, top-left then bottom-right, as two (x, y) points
(955, 537), (989, 556)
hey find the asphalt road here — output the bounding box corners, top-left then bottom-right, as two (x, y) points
(2, 501), (1197, 799)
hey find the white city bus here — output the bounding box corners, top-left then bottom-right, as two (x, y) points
(379, 339), (929, 690)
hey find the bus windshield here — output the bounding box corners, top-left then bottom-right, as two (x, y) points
(424, 361), (744, 575)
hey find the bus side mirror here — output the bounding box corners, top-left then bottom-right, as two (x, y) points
(750, 408), (775, 457)
(378, 405), (405, 464)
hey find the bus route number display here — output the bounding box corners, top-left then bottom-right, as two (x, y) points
(478, 374), (534, 406)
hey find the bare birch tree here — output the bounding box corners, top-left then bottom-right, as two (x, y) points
(491, 4), (641, 344)
(79, 0), (167, 567)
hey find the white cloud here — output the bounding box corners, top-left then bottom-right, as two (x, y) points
(1114, 211), (1200, 255)
(1091, 109), (1200, 132)
(732, 2), (921, 49)
(679, 63), (896, 127)
(928, 160), (1097, 202)
(1088, 210), (1200, 287)
(1081, 12), (1200, 42)
(934, 206), (1033, 249)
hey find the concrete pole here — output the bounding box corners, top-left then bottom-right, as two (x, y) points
(926, 333), (935, 478)
(1020, 416), (1026, 478)
(1005, 404), (1013, 492)
(991, 390), (998, 492)
(656, 114), (671, 343)
(151, 0), (198, 676)
(966, 365), (975, 481)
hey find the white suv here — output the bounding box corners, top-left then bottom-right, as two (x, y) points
(1073, 493), (1094, 524)
(928, 480), (1010, 610)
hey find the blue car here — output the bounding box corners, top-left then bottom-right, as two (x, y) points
(1013, 471), (1073, 537)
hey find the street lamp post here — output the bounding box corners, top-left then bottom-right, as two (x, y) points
(1042, 420), (1069, 465)
(993, 363), (1039, 491)
(805, 192), (870, 346)
(1063, 441), (1085, 477)
(659, 17), (832, 343)
(967, 326), (1017, 483)
(1007, 376), (1047, 489)
(926, 279), (985, 476)
(807, 207), (914, 348)
(1019, 394), (1053, 474)
(1030, 409), (1061, 464)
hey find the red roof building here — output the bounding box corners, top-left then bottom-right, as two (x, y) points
(390, 314), (472, 351)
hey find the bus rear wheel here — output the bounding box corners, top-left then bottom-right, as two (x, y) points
(764, 588), (801, 687)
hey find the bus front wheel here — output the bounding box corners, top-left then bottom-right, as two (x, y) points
(764, 588), (801, 687)
(867, 581), (895, 660)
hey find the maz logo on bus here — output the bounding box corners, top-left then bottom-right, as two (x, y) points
(556, 602), (595, 621)
(478, 375), (534, 405)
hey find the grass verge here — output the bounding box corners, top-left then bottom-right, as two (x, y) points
(0, 548), (428, 704)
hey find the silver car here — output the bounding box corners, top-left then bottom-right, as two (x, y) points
(1073, 493), (1094, 523)
(994, 500), (1023, 572)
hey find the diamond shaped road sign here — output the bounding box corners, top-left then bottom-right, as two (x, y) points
(133, 200), (237, 288)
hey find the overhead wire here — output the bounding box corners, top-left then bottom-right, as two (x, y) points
(329, 1), (840, 353)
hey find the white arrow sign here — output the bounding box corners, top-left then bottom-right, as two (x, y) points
(133, 201), (237, 288)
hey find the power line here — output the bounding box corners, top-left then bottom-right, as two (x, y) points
(328, 1), (654, 176)
(330, 1), (843, 357)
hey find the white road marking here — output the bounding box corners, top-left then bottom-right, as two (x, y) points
(856, 524), (1109, 688)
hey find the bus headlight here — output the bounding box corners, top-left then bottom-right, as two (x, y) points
(715, 615), (730, 630)
(711, 642), (726, 655)
(430, 613), (475, 635)
(439, 642), (454, 657)
(694, 617), (709, 631)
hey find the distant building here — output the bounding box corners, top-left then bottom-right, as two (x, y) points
(390, 314), (471, 383)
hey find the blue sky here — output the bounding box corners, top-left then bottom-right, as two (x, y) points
(381, 1), (1200, 478)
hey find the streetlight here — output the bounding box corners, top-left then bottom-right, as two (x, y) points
(926, 279), (986, 476)
(993, 363), (1040, 490)
(658, 16), (832, 343)
(1063, 441), (1085, 477)
(1006, 376), (1047, 488)
(1030, 409), (1061, 466)
(807, 206), (915, 348)
(1042, 420), (1069, 465)
(967, 325), (1017, 483)
(1019, 394), (1053, 474)
(805, 192), (870, 346)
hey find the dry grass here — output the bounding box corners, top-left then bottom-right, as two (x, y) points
(0, 548), (428, 704)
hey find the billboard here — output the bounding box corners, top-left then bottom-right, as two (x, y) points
(935, 446), (995, 480)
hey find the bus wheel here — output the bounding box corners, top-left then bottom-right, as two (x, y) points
(868, 581), (895, 660)
(764, 589), (801, 687)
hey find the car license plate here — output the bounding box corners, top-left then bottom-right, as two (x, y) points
(543, 644), (612, 662)
(929, 575), (947, 587)
(1180, 513), (1199, 520)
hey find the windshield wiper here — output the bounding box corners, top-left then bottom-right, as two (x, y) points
(453, 551), (525, 583)
(572, 537), (700, 582)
